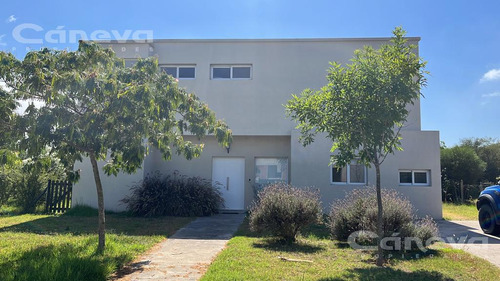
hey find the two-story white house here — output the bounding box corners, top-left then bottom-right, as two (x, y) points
(72, 38), (442, 219)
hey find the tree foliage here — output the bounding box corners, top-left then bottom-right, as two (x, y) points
(0, 42), (232, 251)
(440, 138), (500, 202)
(0, 82), (18, 149)
(285, 27), (427, 266)
(286, 27), (426, 169)
(441, 145), (486, 185)
(460, 137), (500, 182)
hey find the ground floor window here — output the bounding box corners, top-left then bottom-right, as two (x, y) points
(399, 170), (430, 186)
(331, 162), (366, 184)
(255, 158), (288, 187)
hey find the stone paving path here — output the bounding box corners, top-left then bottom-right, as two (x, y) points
(114, 213), (245, 281)
(437, 220), (500, 268)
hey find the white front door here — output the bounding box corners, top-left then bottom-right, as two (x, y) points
(212, 157), (245, 210)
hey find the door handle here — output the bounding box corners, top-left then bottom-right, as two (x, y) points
(226, 177), (229, 191)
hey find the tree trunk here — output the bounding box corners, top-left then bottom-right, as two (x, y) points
(89, 152), (106, 253)
(375, 160), (385, 266)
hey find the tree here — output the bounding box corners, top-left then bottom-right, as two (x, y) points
(480, 143), (500, 182)
(0, 82), (18, 148)
(0, 42), (232, 252)
(441, 146), (485, 185)
(460, 137), (500, 183)
(285, 27), (427, 266)
(0, 80), (20, 205)
(441, 145), (486, 201)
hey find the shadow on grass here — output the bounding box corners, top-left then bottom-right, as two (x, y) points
(300, 222), (331, 240)
(252, 239), (326, 253)
(235, 218), (328, 253)
(318, 266), (454, 281)
(0, 239), (133, 281)
(0, 213), (192, 237)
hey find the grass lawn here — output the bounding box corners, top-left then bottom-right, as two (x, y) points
(202, 219), (500, 280)
(0, 206), (193, 281)
(442, 202), (478, 220)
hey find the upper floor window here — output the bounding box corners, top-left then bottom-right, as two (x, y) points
(211, 65), (252, 80)
(331, 161), (366, 184)
(399, 170), (430, 186)
(160, 65), (196, 79)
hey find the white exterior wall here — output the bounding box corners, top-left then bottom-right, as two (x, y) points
(290, 130), (442, 218)
(72, 158), (143, 212)
(72, 38), (441, 218)
(106, 38), (422, 135)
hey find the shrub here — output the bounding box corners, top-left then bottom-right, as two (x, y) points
(328, 187), (439, 252)
(249, 183), (322, 243)
(0, 174), (13, 206)
(14, 174), (44, 213)
(122, 172), (224, 217)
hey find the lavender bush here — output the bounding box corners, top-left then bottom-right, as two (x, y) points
(329, 187), (439, 251)
(249, 183), (322, 243)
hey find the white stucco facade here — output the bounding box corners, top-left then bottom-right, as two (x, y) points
(72, 38), (442, 218)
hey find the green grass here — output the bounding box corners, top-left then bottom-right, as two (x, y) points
(443, 202), (478, 220)
(0, 206), (193, 281)
(0, 204), (19, 215)
(201, 219), (500, 280)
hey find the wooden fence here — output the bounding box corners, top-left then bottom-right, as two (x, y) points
(45, 180), (72, 213)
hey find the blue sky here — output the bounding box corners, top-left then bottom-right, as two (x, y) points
(0, 0), (499, 146)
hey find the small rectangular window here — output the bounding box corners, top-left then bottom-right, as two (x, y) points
(331, 161), (366, 184)
(414, 172), (429, 184)
(332, 167), (347, 183)
(399, 171), (413, 184)
(399, 170), (430, 186)
(162, 67), (177, 78)
(160, 65), (195, 79)
(211, 65), (252, 80)
(178, 67), (195, 78)
(232, 67), (251, 79)
(212, 67), (231, 79)
(349, 163), (365, 184)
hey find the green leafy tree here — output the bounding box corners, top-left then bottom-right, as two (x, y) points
(480, 143), (500, 182)
(285, 27), (427, 266)
(0, 42), (232, 252)
(441, 145), (486, 201)
(0, 84), (17, 135)
(0, 80), (19, 205)
(460, 137), (500, 182)
(441, 146), (485, 185)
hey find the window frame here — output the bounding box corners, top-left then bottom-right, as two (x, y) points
(254, 157), (289, 184)
(159, 65), (196, 79)
(398, 170), (430, 186)
(211, 65), (252, 80)
(330, 162), (367, 185)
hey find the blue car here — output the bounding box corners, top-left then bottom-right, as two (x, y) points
(477, 185), (500, 234)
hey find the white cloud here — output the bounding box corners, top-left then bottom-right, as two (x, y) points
(480, 69), (500, 82)
(6, 15), (16, 23)
(482, 92), (500, 98)
(0, 34), (5, 46)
